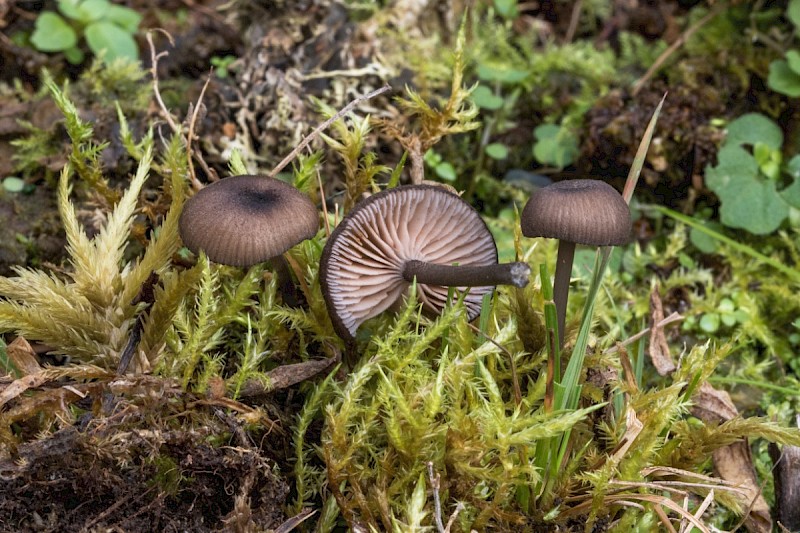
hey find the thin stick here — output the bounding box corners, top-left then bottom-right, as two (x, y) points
(631, 7), (721, 95)
(146, 30), (178, 132)
(268, 84), (391, 178)
(428, 462), (445, 533)
(317, 168), (331, 237)
(564, 0), (583, 44)
(603, 311), (683, 355)
(186, 73), (213, 192)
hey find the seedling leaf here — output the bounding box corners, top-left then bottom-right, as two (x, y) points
(31, 12), (77, 52)
(85, 21), (139, 61)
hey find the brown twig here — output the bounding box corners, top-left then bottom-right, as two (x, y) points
(146, 30), (178, 132)
(632, 6), (723, 95)
(564, 0), (583, 44)
(603, 311), (683, 355)
(186, 73), (214, 191)
(428, 462), (445, 533)
(268, 84), (392, 178)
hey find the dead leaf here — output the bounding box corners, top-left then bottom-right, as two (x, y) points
(609, 406), (644, 463)
(692, 383), (771, 533)
(648, 285), (676, 376)
(691, 382), (738, 423)
(0, 372), (50, 408)
(5, 336), (42, 376)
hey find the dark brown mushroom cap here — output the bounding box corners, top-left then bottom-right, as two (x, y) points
(320, 185), (498, 339)
(179, 175), (318, 266)
(520, 179), (631, 246)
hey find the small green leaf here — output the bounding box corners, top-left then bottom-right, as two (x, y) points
(689, 224), (719, 254)
(789, 0), (800, 28)
(64, 46), (85, 64)
(532, 124), (579, 168)
(435, 162), (457, 181)
(706, 145), (789, 234)
(718, 298), (735, 313)
(725, 113), (783, 148)
(81, 0), (111, 21)
(494, 0), (518, 19)
(787, 50), (800, 74)
(485, 143), (509, 160)
(788, 154), (800, 179)
(768, 60), (800, 98)
(105, 4), (143, 33)
(57, 0), (86, 21)
(753, 142), (781, 180)
(85, 21), (139, 61)
(699, 313), (720, 333)
(2, 177), (25, 193)
(471, 85), (504, 110)
(781, 176), (800, 209)
(476, 63), (528, 84)
(30, 12), (77, 52)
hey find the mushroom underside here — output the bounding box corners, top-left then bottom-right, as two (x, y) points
(321, 186), (501, 338)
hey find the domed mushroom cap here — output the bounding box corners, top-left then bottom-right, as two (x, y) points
(179, 175), (318, 266)
(320, 185), (498, 339)
(521, 179), (631, 246)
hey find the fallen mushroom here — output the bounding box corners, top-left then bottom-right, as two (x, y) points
(178, 175), (318, 305)
(320, 185), (531, 339)
(521, 179), (631, 347)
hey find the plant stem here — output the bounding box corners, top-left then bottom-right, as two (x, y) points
(402, 260), (531, 288)
(553, 240), (576, 348)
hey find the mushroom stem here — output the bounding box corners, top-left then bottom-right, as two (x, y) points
(553, 240), (576, 348)
(269, 255), (305, 308)
(402, 260), (531, 288)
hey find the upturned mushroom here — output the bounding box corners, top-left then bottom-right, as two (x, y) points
(179, 175), (318, 304)
(521, 179), (631, 347)
(320, 185), (531, 339)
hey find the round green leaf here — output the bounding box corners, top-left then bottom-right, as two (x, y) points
(768, 60), (800, 98)
(435, 162), (457, 182)
(532, 124), (578, 168)
(30, 12), (77, 52)
(534, 124), (561, 140)
(57, 0), (85, 21)
(699, 313), (720, 334)
(789, 0), (800, 28)
(64, 45), (85, 64)
(787, 50), (800, 74)
(105, 4), (143, 33)
(725, 113), (784, 149)
(85, 21), (139, 61)
(80, 0), (111, 21)
(780, 174), (800, 209)
(485, 143), (509, 160)
(471, 85), (504, 110)
(476, 64), (528, 84)
(689, 225), (718, 254)
(494, 0), (518, 19)
(2, 177), (25, 193)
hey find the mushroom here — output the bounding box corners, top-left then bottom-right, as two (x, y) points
(521, 179), (631, 347)
(179, 175), (318, 304)
(320, 185), (531, 339)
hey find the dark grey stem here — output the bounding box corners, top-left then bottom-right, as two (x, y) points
(269, 255), (304, 308)
(402, 260), (531, 288)
(553, 240), (576, 348)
